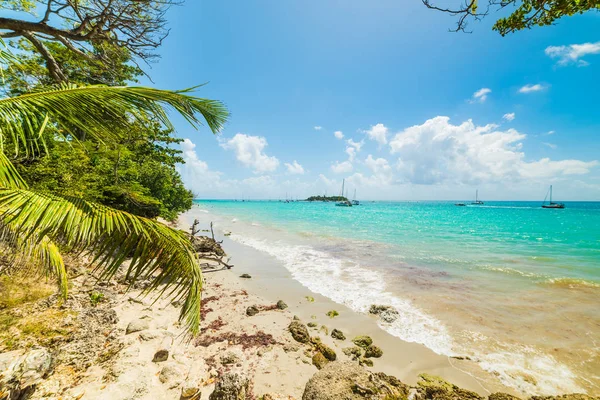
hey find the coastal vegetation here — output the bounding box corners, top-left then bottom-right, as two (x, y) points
(422, 0), (599, 34)
(0, 2), (229, 335)
(307, 195), (349, 202)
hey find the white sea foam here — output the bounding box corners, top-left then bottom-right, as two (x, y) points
(230, 231), (587, 396)
(230, 233), (455, 356)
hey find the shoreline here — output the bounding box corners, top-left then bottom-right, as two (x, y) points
(179, 211), (518, 396)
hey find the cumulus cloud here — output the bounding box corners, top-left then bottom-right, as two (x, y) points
(502, 113), (515, 122)
(334, 131), (344, 139)
(365, 155), (392, 174)
(471, 88), (491, 103)
(345, 138), (364, 162)
(179, 138), (229, 195)
(519, 84), (546, 93)
(314, 126), (323, 131)
(545, 42), (600, 66)
(363, 123), (389, 145)
(285, 160), (305, 174)
(331, 160), (353, 174)
(388, 116), (597, 185)
(220, 133), (279, 173)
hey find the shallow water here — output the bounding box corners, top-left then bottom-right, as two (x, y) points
(190, 200), (600, 395)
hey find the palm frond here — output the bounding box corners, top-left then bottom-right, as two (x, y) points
(0, 221), (67, 299)
(0, 151), (28, 189)
(0, 188), (202, 334)
(0, 84), (229, 155)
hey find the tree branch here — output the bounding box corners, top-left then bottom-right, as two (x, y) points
(21, 31), (67, 83)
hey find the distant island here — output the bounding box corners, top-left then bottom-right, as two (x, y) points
(306, 195), (348, 202)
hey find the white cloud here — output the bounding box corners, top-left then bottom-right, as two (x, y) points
(545, 42), (600, 66)
(502, 113), (515, 122)
(178, 138), (230, 195)
(519, 84), (546, 93)
(388, 116), (597, 185)
(363, 123), (389, 145)
(319, 174), (333, 186)
(543, 143), (557, 149)
(346, 139), (364, 152)
(547, 130), (555, 135)
(365, 155), (392, 174)
(471, 88), (491, 103)
(331, 160), (353, 174)
(346, 147), (357, 161)
(220, 133), (279, 173)
(314, 126), (323, 131)
(285, 160), (305, 174)
(334, 131), (344, 139)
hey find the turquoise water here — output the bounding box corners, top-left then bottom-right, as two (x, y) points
(191, 200), (600, 395)
(195, 200), (600, 285)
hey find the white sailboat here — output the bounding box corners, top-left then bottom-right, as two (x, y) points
(335, 179), (352, 207)
(542, 185), (565, 209)
(471, 189), (484, 205)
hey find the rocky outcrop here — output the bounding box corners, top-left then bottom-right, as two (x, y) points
(0, 347), (52, 400)
(416, 373), (483, 400)
(331, 329), (345, 340)
(352, 336), (373, 349)
(369, 304), (399, 323)
(302, 361), (409, 400)
(276, 300), (288, 310)
(289, 321), (310, 344)
(364, 345), (383, 358)
(246, 305), (259, 316)
(209, 372), (249, 400)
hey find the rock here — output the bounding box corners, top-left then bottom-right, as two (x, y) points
(369, 304), (394, 314)
(364, 345), (383, 358)
(276, 300), (288, 310)
(342, 346), (363, 360)
(351, 336), (373, 349)
(240, 274), (252, 279)
(326, 310), (339, 318)
(489, 394), (521, 400)
(307, 322), (317, 328)
(153, 337), (173, 362)
(283, 344), (299, 353)
(530, 397), (596, 400)
(246, 305), (259, 316)
(288, 321), (310, 344)
(359, 357), (373, 367)
(369, 305), (399, 323)
(181, 384), (201, 399)
(220, 351), (239, 365)
(0, 348), (52, 399)
(331, 329), (346, 340)
(302, 361), (409, 400)
(319, 325), (329, 335)
(209, 372), (249, 400)
(312, 353), (329, 370)
(126, 318), (149, 334)
(293, 315), (301, 320)
(315, 342), (336, 361)
(417, 373), (483, 400)
(139, 330), (160, 341)
(159, 363), (185, 388)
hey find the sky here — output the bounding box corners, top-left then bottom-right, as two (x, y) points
(141, 1), (600, 201)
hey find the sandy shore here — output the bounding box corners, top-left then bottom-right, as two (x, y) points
(4, 213), (523, 399)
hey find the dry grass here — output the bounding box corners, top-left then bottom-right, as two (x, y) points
(0, 275), (56, 310)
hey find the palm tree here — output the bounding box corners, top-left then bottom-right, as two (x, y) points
(0, 45), (228, 335)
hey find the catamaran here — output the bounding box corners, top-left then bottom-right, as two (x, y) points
(335, 179), (352, 207)
(542, 185), (565, 209)
(471, 189), (484, 205)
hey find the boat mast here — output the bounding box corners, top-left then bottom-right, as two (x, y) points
(341, 179), (345, 198)
(550, 185), (553, 203)
(475, 189), (478, 202)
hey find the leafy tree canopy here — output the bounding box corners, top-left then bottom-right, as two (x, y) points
(422, 0), (599, 34)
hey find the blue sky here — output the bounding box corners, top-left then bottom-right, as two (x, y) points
(142, 1), (600, 200)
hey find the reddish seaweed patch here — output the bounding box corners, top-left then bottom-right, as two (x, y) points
(195, 330), (278, 349)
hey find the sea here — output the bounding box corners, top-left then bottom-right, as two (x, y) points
(191, 200), (600, 395)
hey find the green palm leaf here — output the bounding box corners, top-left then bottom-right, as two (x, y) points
(0, 84), (229, 155)
(0, 188), (202, 334)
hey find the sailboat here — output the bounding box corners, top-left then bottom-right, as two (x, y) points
(471, 189), (484, 205)
(335, 179), (352, 207)
(352, 189), (360, 206)
(542, 185), (565, 209)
